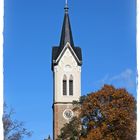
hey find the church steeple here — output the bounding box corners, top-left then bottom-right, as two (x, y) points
(51, 1), (82, 70)
(59, 0), (74, 47)
(52, 2), (82, 139)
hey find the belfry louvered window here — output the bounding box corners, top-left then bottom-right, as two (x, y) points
(69, 75), (73, 96)
(63, 75), (67, 95)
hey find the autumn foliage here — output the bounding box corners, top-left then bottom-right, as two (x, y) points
(58, 85), (136, 140)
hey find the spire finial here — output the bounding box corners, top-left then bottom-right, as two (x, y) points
(64, 0), (69, 13)
(66, 0), (68, 5)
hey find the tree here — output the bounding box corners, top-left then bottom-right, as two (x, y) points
(57, 85), (136, 140)
(3, 104), (32, 140)
(57, 117), (81, 140)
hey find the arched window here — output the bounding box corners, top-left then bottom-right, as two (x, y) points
(63, 75), (67, 95)
(69, 75), (73, 96)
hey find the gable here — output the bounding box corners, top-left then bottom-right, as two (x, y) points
(58, 47), (77, 67)
(56, 43), (80, 64)
(51, 43), (82, 70)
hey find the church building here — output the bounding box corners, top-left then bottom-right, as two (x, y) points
(51, 2), (82, 139)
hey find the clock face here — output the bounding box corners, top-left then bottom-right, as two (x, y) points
(63, 109), (73, 120)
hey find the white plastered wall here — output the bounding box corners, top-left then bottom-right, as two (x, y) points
(54, 45), (81, 103)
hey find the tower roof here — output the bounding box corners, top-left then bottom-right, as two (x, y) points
(59, 2), (74, 48)
(51, 2), (82, 70)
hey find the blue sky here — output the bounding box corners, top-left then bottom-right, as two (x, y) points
(4, 0), (136, 139)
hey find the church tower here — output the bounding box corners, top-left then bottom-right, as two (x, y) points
(51, 2), (82, 139)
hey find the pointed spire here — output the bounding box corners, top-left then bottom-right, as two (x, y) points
(59, 0), (74, 47)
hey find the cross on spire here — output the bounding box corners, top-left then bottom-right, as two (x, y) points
(64, 0), (69, 13)
(65, 0), (68, 5)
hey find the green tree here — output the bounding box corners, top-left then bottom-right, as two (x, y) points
(57, 85), (136, 140)
(57, 117), (81, 140)
(3, 104), (32, 140)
